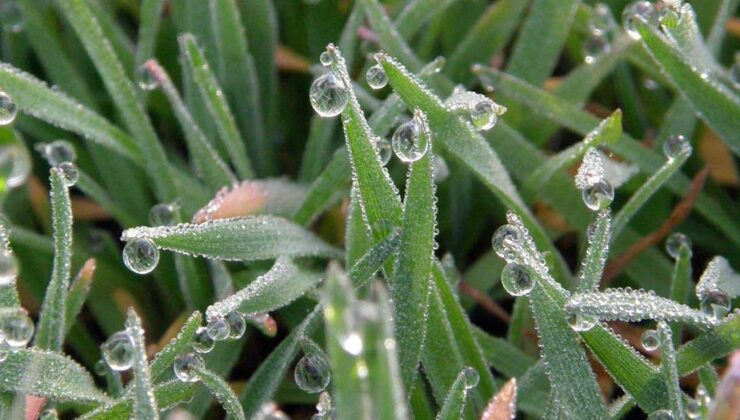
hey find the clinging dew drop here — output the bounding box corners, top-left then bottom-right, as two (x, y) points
(391, 116), (429, 163)
(38, 140), (76, 167)
(622, 1), (658, 40)
(462, 367), (480, 389)
(0, 310), (34, 348)
(500, 262), (534, 296)
(582, 179), (614, 211)
(583, 35), (611, 64)
(640, 329), (660, 351)
(192, 326), (215, 353)
(149, 202), (177, 227)
(319, 51), (333, 66)
(294, 354), (331, 393)
(309, 71), (349, 118)
(567, 312), (597, 332)
(135, 64), (158, 91)
(174, 352), (204, 382)
(366, 64), (388, 90)
(373, 137), (392, 166)
(206, 316), (231, 341)
(225, 311), (246, 339)
(665, 232), (691, 259)
(0, 92), (17, 126)
(101, 331), (135, 371)
(700, 289), (730, 320)
(0, 144), (31, 188)
(470, 100), (499, 131)
(588, 3), (615, 37)
(0, 251), (18, 286)
(647, 409), (674, 420)
(122, 238), (160, 275)
(686, 399), (701, 419)
(491, 224), (520, 262)
(58, 162), (79, 187)
(663, 134), (691, 159)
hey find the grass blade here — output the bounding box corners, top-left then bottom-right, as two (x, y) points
(79, 381), (196, 420)
(293, 148), (351, 226)
(150, 311), (202, 381)
(436, 368), (476, 420)
(134, 0), (165, 69)
(576, 209), (612, 293)
(0, 216), (20, 307)
(192, 367), (245, 420)
(125, 309), (158, 419)
(349, 228), (401, 287)
(657, 322), (684, 419)
(668, 246), (692, 343)
(63, 258), (95, 335)
(394, 0), (458, 39)
(360, 0), (424, 71)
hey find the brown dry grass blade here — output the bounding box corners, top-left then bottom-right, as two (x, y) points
(481, 378), (517, 420)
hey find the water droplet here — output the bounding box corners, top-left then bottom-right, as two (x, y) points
(665, 232), (691, 259)
(136, 64), (158, 91)
(501, 262), (534, 296)
(309, 71), (349, 118)
(462, 367), (479, 389)
(641, 329), (660, 351)
(658, 0), (682, 29)
(0, 92), (17, 126)
(58, 161), (79, 187)
(149, 202), (177, 227)
(0, 311), (33, 348)
(122, 238), (160, 275)
(696, 385), (711, 407)
(101, 331), (134, 371)
(0, 144), (31, 188)
(582, 179), (614, 211)
(94, 359), (108, 376)
(392, 117), (429, 163)
(294, 354), (331, 393)
(567, 312), (597, 332)
(0, 251), (18, 286)
(373, 137), (392, 166)
(470, 100), (499, 131)
(589, 4), (615, 36)
(192, 326), (215, 353)
(583, 35), (611, 64)
(492, 224), (520, 261)
(39, 409), (58, 420)
(432, 155), (449, 183)
(700, 289), (730, 320)
(312, 391), (334, 419)
(686, 398), (701, 418)
(647, 409), (674, 420)
(663, 134), (691, 159)
(366, 64), (388, 89)
(319, 51), (333, 66)
(206, 317), (230, 341)
(174, 352), (204, 382)
(225, 311), (246, 339)
(37, 140), (76, 167)
(622, 1), (658, 39)
(340, 332), (363, 355)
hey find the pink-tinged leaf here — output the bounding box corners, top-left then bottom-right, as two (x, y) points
(711, 351), (740, 420)
(193, 179), (306, 223)
(25, 395), (45, 420)
(481, 378), (517, 420)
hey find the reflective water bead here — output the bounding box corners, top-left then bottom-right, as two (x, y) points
(582, 179), (614, 211)
(501, 262), (535, 296)
(39, 140), (76, 166)
(39, 409), (58, 420)
(470, 100), (498, 131)
(663, 134), (690, 159)
(340, 332), (363, 355)
(373, 137), (392, 166)
(206, 317), (231, 341)
(491, 224), (520, 261)
(294, 354), (331, 393)
(640, 329), (660, 351)
(122, 238), (160, 275)
(686, 398), (701, 418)
(192, 326), (215, 353)
(392, 117), (429, 163)
(567, 312), (597, 332)
(695, 385), (711, 406)
(58, 162), (79, 187)
(319, 51), (333, 66)
(149, 202), (177, 227)
(0, 145), (31, 188)
(647, 409), (674, 420)
(583, 35), (611, 64)
(0, 311), (33, 348)
(0, 92), (17, 126)
(94, 359), (108, 376)
(462, 367), (479, 389)
(700, 289), (730, 320)
(366, 64), (388, 90)
(225, 311), (246, 339)
(101, 331), (134, 371)
(622, 1), (658, 39)
(135, 64), (158, 91)
(588, 4), (614, 36)
(658, 0), (682, 28)
(309, 71), (349, 118)
(665, 232), (691, 259)
(0, 251), (18, 286)
(174, 352), (204, 382)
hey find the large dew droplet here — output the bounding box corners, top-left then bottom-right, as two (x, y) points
(686, 399), (701, 419)
(0, 311), (33, 348)
(122, 238), (160, 275)
(665, 232), (691, 259)
(462, 367), (479, 389)
(492, 224), (520, 261)
(588, 4), (615, 36)
(0, 144), (31, 189)
(135, 64), (158, 91)
(101, 331), (135, 371)
(582, 179), (614, 211)
(583, 35), (611, 64)
(373, 137), (392, 166)
(470, 100), (502, 131)
(700, 290), (730, 320)
(501, 262), (535, 296)
(0, 251), (18, 286)
(294, 354), (331, 393)
(640, 329), (660, 351)
(567, 312), (597, 332)
(309, 71), (349, 118)
(622, 1), (658, 39)
(319, 51), (333, 66)
(391, 117), (429, 163)
(58, 162), (79, 187)
(206, 317), (231, 341)
(149, 202), (177, 227)
(647, 409), (674, 420)
(225, 311), (246, 339)
(366, 64), (388, 90)
(192, 326), (215, 353)
(0, 92), (17, 126)
(663, 134), (690, 159)
(38, 140), (76, 167)
(174, 352), (204, 382)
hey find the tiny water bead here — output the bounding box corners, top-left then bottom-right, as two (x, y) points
(647, 409), (674, 420)
(174, 352), (204, 383)
(122, 238), (160, 275)
(39, 409), (58, 420)
(0, 144), (31, 188)
(462, 367), (479, 389)
(294, 354), (331, 393)
(0, 92), (17, 126)
(149, 202), (177, 227)
(663, 134), (691, 159)
(101, 331), (135, 371)
(0, 311), (34, 348)
(657, 0), (683, 28)
(94, 359), (108, 376)
(501, 262), (535, 296)
(640, 329), (660, 351)
(700, 289), (730, 320)
(312, 392), (334, 420)
(0, 251), (18, 286)
(319, 51), (333, 66)
(192, 326), (215, 353)
(588, 3), (615, 36)
(665, 232), (691, 259)
(225, 311), (246, 339)
(135, 64), (158, 91)
(365, 64), (388, 90)
(206, 316), (231, 341)
(695, 384), (711, 406)
(622, 1), (658, 39)
(686, 398), (701, 418)
(373, 137), (392, 166)
(309, 71), (349, 118)
(38, 140), (76, 167)
(567, 312), (597, 332)
(391, 117), (429, 163)
(582, 179), (614, 211)
(583, 35), (611, 64)
(58, 162), (79, 187)
(470, 100), (499, 131)
(491, 224), (520, 261)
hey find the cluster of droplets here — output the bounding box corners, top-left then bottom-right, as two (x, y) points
(583, 4), (615, 64)
(391, 112), (429, 163)
(576, 149), (614, 211)
(310, 45), (349, 118)
(101, 331), (135, 371)
(198, 311), (247, 349)
(662, 134), (691, 160)
(122, 238), (160, 275)
(444, 86), (507, 131)
(36, 140), (79, 187)
(311, 392), (335, 420)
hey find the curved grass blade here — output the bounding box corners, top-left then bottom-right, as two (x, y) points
(394, 0), (458, 39)
(676, 314), (740, 375)
(576, 209), (611, 293)
(134, 0), (165, 69)
(79, 380), (196, 420)
(436, 368), (476, 420)
(657, 322), (685, 419)
(64, 258), (96, 335)
(125, 309), (158, 419)
(293, 147), (351, 226)
(121, 215), (342, 261)
(35, 169), (73, 351)
(75, 171), (138, 227)
(359, 0), (424, 71)
(0, 216), (20, 307)
(349, 228), (401, 287)
(191, 367), (245, 420)
(150, 311), (202, 380)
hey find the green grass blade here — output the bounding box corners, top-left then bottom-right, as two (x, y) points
(180, 33), (255, 180)
(75, 171), (138, 227)
(192, 367), (245, 420)
(657, 322), (684, 419)
(472, 327), (535, 378)
(675, 314), (740, 375)
(349, 228), (401, 287)
(134, 0), (165, 69)
(0, 216), (20, 307)
(149, 311), (202, 381)
(436, 368), (475, 420)
(576, 209), (611, 293)
(293, 148), (350, 226)
(35, 169), (73, 351)
(360, 0), (424, 71)
(125, 309), (158, 419)
(121, 215), (342, 261)
(394, 0), (458, 40)
(64, 259), (95, 335)
(346, 186), (372, 268)
(79, 381), (196, 420)
(668, 246), (692, 344)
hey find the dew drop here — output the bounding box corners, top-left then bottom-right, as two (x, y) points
(665, 232), (691, 259)
(0, 337), (9, 362)
(391, 117), (428, 163)
(0, 144), (30, 189)
(174, 352), (204, 382)
(470, 100), (499, 131)
(700, 289), (730, 320)
(647, 409), (674, 420)
(149, 202), (177, 227)
(309, 71), (349, 118)
(695, 385), (711, 407)
(319, 51), (333, 66)
(37, 140), (76, 167)
(588, 4), (615, 36)
(640, 329), (660, 351)
(501, 262), (535, 296)
(39, 409), (58, 420)
(662, 134), (690, 159)
(366, 64), (388, 89)
(0, 92), (17, 126)
(101, 331), (135, 371)
(491, 224), (520, 261)
(94, 359), (108, 376)
(122, 238), (160, 275)
(0, 251), (18, 286)
(567, 312), (597, 332)
(622, 1), (658, 39)
(206, 317), (231, 341)
(225, 311), (246, 339)
(0, 310), (33, 348)
(294, 354), (331, 393)
(135, 64), (158, 91)
(583, 35), (611, 64)
(192, 326), (215, 353)
(373, 137), (392, 166)
(686, 398), (701, 418)
(340, 332), (363, 355)
(462, 367), (479, 389)
(58, 162), (79, 187)
(582, 179), (614, 211)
